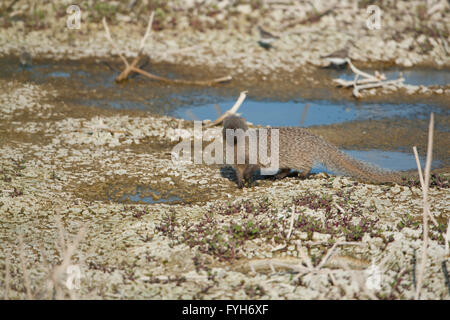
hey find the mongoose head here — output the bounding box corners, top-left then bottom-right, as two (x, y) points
(222, 115), (248, 142)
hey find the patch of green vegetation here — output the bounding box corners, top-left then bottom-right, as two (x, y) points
(402, 173), (449, 189)
(175, 199), (284, 262)
(95, 2), (117, 16)
(244, 284), (266, 298)
(157, 189), (386, 262)
(156, 210), (177, 238)
(212, 198), (273, 216)
(292, 191), (382, 242)
(396, 212), (420, 231)
(296, 213), (323, 241)
(181, 213), (281, 262)
(11, 158), (26, 176)
(10, 187), (23, 197)
(430, 222), (448, 245)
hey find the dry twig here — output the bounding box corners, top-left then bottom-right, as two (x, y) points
(333, 59), (404, 98)
(353, 78), (405, 98)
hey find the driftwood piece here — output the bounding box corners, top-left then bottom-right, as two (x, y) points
(102, 12), (232, 85)
(131, 67), (231, 85)
(353, 78), (405, 98)
(334, 77), (385, 88)
(333, 59), (405, 98)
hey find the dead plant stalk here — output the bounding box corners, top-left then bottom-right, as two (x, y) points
(413, 112), (434, 300)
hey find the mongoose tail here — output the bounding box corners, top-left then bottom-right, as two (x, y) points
(317, 143), (404, 184)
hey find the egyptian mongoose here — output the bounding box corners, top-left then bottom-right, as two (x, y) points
(222, 115), (403, 188)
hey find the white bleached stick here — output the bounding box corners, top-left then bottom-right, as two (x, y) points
(414, 113), (434, 300)
(205, 91), (248, 127)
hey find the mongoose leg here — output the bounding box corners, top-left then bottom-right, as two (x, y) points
(235, 165), (245, 189)
(244, 165), (257, 181)
(298, 166), (312, 179)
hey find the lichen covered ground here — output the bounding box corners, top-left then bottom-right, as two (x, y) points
(0, 0), (449, 300)
(0, 78), (449, 299)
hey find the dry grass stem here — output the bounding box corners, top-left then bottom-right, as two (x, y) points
(286, 205), (296, 241)
(18, 235), (33, 300)
(414, 112), (434, 300)
(333, 59), (405, 98)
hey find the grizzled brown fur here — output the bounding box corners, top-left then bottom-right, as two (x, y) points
(222, 115), (403, 188)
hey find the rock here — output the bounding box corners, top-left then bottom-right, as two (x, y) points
(97, 207), (108, 214)
(271, 9), (284, 21)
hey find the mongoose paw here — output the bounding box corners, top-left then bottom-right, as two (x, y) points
(236, 180), (256, 189)
(245, 180), (257, 188)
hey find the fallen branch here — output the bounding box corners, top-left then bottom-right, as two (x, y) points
(205, 91), (248, 127)
(131, 67), (231, 85)
(333, 59), (405, 98)
(353, 78), (405, 98)
(102, 12), (232, 85)
(347, 59), (384, 82)
(317, 242), (364, 270)
(333, 77), (384, 88)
